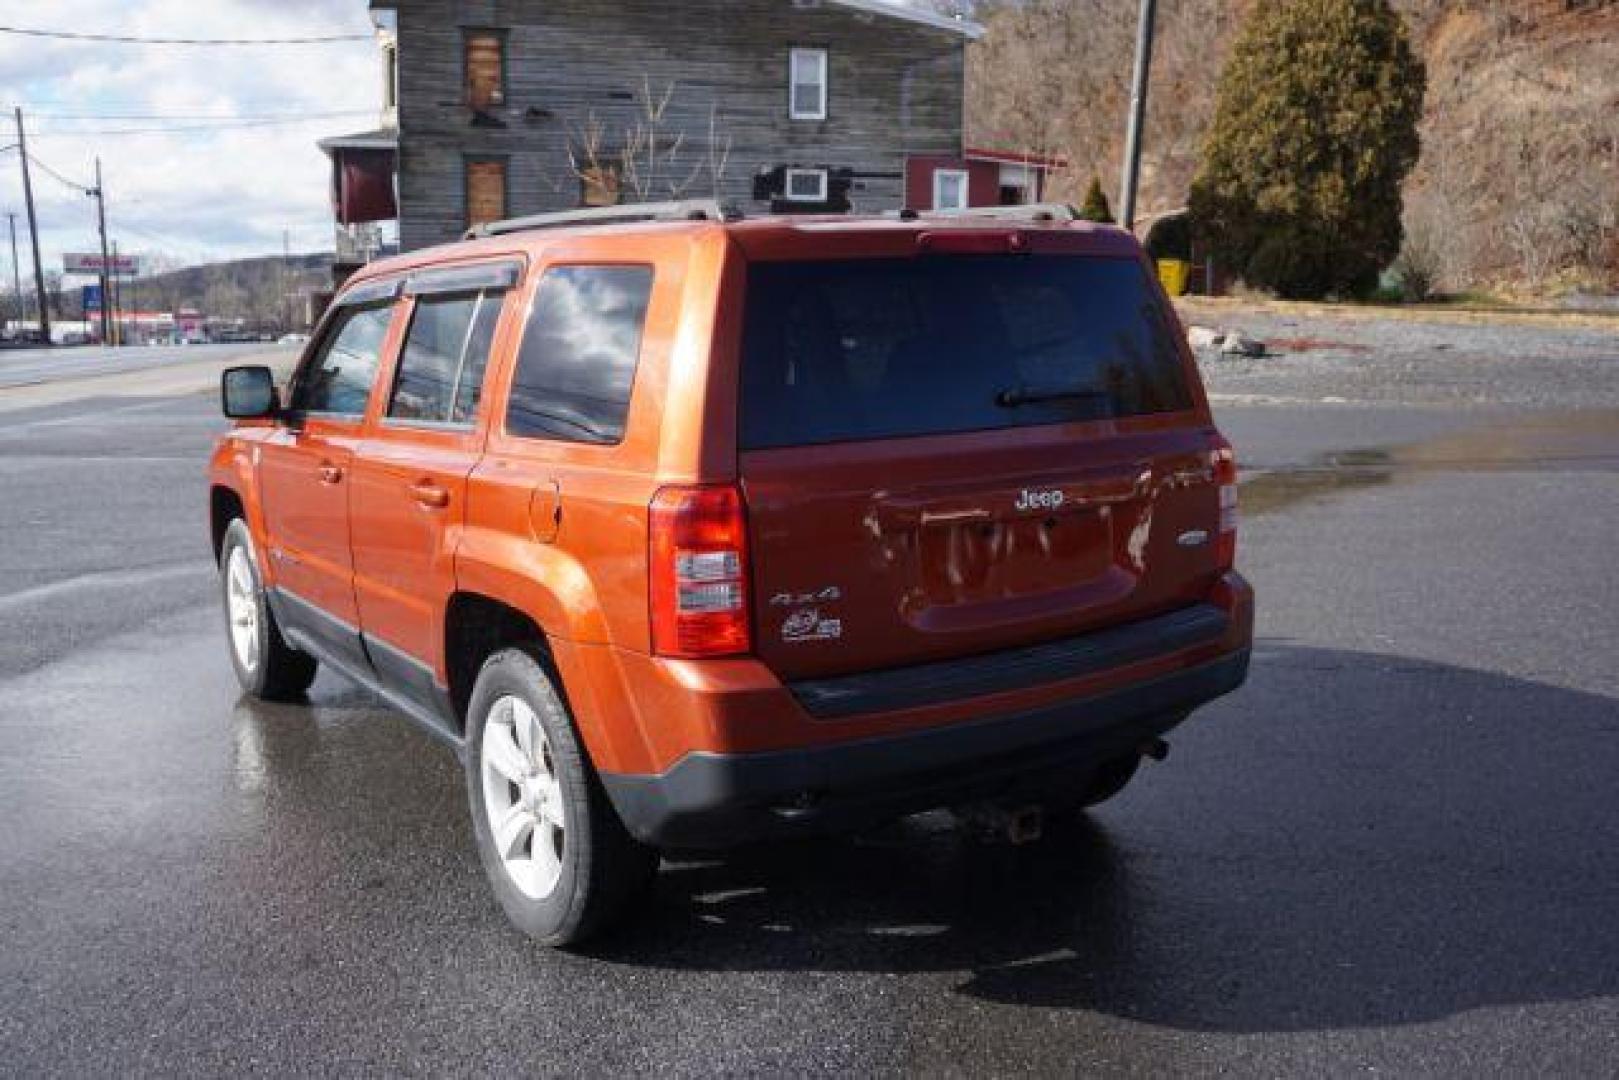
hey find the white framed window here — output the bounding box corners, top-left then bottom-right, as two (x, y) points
(789, 48), (828, 121)
(932, 169), (970, 210)
(785, 168), (829, 203)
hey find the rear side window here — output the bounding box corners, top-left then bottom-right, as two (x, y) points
(506, 266), (653, 444)
(291, 304), (394, 416)
(739, 256), (1193, 449)
(388, 289), (503, 425)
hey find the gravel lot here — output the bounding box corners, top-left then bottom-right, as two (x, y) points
(1179, 303), (1619, 410)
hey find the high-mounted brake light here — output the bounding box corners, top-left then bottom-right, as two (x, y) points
(1212, 435), (1239, 571)
(649, 485), (751, 658)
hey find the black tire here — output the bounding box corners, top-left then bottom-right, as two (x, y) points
(219, 519), (318, 701)
(464, 647), (658, 947)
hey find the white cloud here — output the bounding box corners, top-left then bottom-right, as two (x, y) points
(0, 0), (379, 277)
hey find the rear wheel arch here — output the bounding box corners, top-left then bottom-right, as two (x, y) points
(444, 592), (555, 731)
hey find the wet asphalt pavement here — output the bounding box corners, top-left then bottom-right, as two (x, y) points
(1, 384), (1617, 1075)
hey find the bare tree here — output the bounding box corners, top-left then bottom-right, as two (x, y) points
(566, 79), (733, 206)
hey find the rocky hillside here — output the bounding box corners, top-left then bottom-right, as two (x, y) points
(965, 0), (1619, 292)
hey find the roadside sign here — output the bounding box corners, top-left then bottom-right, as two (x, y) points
(82, 283), (103, 312)
(63, 252), (140, 277)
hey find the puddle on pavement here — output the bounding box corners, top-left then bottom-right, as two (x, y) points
(1242, 409), (1619, 517)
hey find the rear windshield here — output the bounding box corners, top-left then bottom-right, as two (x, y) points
(739, 255), (1193, 450)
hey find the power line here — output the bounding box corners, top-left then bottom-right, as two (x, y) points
(17, 107), (375, 121)
(0, 25), (369, 46)
(26, 115), (377, 138)
(18, 150), (91, 194)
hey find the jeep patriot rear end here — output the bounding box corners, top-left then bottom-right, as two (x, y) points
(209, 202), (1252, 945)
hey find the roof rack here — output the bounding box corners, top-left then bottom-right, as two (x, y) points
(919, 203), (1080, 223)
(464, 199), (744, 240)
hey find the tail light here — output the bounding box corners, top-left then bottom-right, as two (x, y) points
(649, 485), (751, 658)
(1212, 435), (1239, 570)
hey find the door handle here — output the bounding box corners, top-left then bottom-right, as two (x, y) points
(410, 481), (451, 509)
(317, 462), (344, 485)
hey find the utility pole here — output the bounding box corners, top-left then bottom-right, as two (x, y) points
(1117, 0), (1158, 232)
(282, 228), (291, 334)
(6, 212), (21, 328)
(110, 240), (123, 346)
(92, 157), (112, 345)
(14, 107), (50, 343)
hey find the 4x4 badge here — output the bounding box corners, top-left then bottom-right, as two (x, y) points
(769, 586), (842, 606)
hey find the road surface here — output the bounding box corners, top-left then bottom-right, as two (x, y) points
(1, 351), (1616, 1073)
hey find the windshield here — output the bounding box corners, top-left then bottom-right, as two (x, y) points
(739, 254), (1193, 450)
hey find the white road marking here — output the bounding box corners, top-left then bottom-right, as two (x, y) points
(0, 563), (211, 613)
(0, 396), (193, 431)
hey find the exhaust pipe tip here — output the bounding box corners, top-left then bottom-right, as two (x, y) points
(1007, 806), (1043, 845)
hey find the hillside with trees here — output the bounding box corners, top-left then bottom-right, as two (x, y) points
(963, 0), (1619, 295)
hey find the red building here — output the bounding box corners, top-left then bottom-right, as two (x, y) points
(904, 148), (1067, 211)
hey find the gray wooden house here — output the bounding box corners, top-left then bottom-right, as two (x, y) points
(320, 0), (986, 266)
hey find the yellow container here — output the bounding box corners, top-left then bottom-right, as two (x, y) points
(1157, 258), (1191, 297)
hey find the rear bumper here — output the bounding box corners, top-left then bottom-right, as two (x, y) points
(601, 643), (1250, 849)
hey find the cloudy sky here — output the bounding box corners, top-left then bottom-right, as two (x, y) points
(0, 0), (379, 276)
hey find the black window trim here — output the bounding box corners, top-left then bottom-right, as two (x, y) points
(335, 276), (403, 307)
(500, 261), (656, 448)
(403, 259), (521, 298)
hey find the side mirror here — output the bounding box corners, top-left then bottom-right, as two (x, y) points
(222, 365), (278, 419)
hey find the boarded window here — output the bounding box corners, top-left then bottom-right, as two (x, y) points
(465, 31), (505, 109)
(579, 164), (621, 208)
(465, 158), (507, 228)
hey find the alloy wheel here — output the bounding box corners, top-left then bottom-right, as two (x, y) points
(480, 694), (567, 899)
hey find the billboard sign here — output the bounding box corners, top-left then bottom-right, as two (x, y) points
(63, 252), (140, 277)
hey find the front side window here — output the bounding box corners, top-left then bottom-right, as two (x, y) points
(506, 266), (654, 445)
(789, 48), (827, 121)
(933, 169), (969, 210)
(464, 30), (505, 110)
(387, 290), (504, 425)
(290, 303), (393, 416)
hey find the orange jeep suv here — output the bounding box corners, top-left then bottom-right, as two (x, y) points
(210, 201), (1253, 945)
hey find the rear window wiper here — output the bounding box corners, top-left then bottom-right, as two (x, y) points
(995, 385), (1111, 408)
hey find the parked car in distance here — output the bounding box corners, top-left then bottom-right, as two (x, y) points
(208, 201), (1253, 946)
(276, 332), (310, 347)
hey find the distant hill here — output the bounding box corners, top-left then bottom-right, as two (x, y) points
(118, 253), (335, 324)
